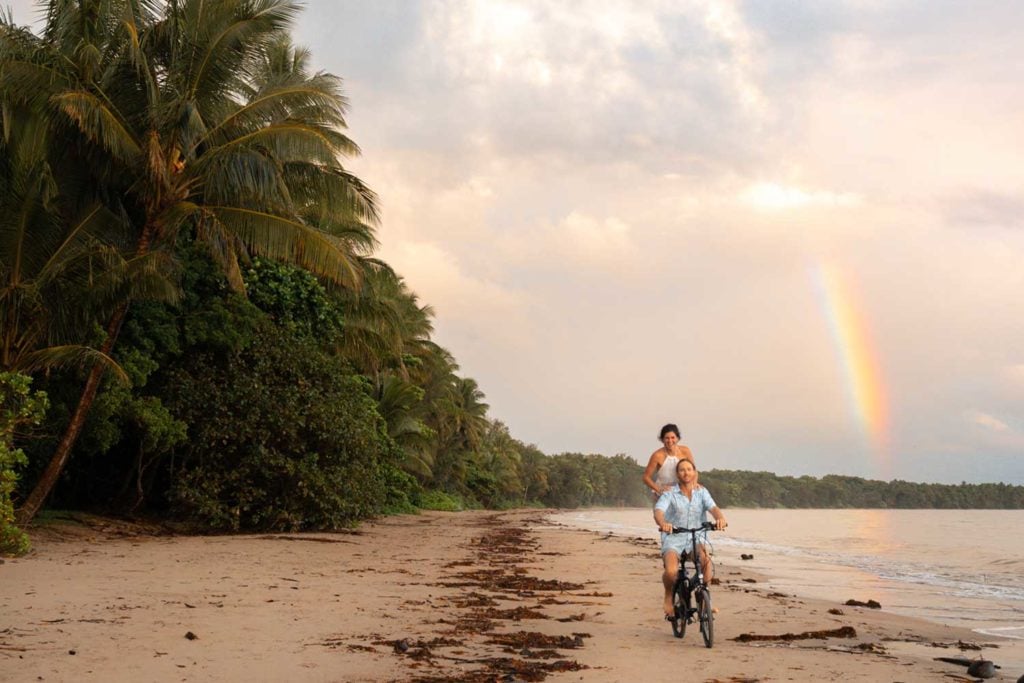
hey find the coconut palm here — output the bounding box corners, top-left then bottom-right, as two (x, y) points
(418, 350), (491, 493)
(0, 76), (172, 380)
(333, 264), (435, 381)
(373, 373), (434, 479)
(2, 0), (378, 523)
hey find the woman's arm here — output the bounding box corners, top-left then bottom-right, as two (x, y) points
(642, 450), (665, 494)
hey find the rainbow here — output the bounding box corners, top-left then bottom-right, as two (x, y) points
(812, 262), (890, 476)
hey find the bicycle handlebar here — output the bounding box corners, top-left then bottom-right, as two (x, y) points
(669, 521), (718, 534)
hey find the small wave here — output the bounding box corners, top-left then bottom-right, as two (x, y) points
(974, 626), (1024, 640)
(703, 535), (1024, 603)
(872, 568), (1024, 602)
(552, 511), (1024, 604)
(557, 511), (1024, 602)
(989, 557), (1024, 567)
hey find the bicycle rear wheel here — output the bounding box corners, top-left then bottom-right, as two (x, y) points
(670, 583), (686, 638)
(697, 587), (713, 648)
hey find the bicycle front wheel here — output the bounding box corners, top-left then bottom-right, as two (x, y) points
(670, 583), (686, 638)
(697, 587), (713, 648)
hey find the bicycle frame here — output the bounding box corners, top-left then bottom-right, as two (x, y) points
(667, 521), (716, 646)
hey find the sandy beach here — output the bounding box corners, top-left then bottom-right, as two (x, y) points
(1, 509), (1015, 682)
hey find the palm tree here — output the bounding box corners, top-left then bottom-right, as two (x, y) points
(333, 264), (435, 381)
(419, 352), (491, 493)
(476, 420), (524, 504)
(2, 0), (378, 523)
(373, 374), (434, 479)
(0, 67), (169, 380)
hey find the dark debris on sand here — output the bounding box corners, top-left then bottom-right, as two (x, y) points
(844, 598), (881, 609)
(408, 656), (586, 683)
(733, 625), (857, 642)
(367, 515), (600, 682)
(485, 631), (589, 650)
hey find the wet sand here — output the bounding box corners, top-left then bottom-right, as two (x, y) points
(0, 510), (1015, 681)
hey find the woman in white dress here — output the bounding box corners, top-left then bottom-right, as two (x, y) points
(642, 423), (696, 503)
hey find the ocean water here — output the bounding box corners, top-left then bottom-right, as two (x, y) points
(552, 508), (1024, 668)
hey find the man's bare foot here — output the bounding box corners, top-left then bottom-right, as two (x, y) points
(663, 597), (674, 617)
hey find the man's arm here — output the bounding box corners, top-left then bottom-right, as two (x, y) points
(654, 507), (673, 533)
(708, 506), (728, 531)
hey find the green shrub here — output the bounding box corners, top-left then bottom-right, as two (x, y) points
(1, 373), (49, 555)
(416, 489), (465, 512)
(163, 325), (408, 531)
(379, 464), (419, 514)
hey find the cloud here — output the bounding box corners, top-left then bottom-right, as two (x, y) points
(741, 182), (861, 211)
(312, 0), (781, 172)
(295, 2), (1024, 484)
(496, 210), (639, 277)
(965, 410), (1024, 452)
(1005, 365), (1024, 388)
(969, 411), (1010, 433)
(944, 190), (1024, 230)
(383, 240), (535, 346)
(560, 212), (634, 258)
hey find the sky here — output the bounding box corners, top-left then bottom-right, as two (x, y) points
(8, 1), (1024, 484)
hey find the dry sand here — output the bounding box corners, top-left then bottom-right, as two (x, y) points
(1, 509), (1016, 682)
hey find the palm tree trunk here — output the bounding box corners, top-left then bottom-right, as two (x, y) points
(16, 217), (158, 525)
(15, 301), (130, 525)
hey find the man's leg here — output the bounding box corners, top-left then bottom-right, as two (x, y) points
(697, 544), (712, 584)
(696, 544), (719, 613)
(662, 551), (679, 616)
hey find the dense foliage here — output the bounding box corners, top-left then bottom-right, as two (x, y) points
(701, 470), (1024, 509)
(163, 326), (406, 530)
(0, 373), (48, 554)
(2, 0), (381, 525)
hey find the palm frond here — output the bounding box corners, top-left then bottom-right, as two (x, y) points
(194, 209), (246, 291)
(200, 120), (345, 167)
(196, 79), (349, 152)
(284, 162), (379, 225)
(34, 202), (124, 281)
(203, 206), (361, 288)
(0, 59), (73, 109)
(116, 2), (160, 111)
(52, 90), (141, 162)
(184, 0), (302, 101)
(199, 147), (291, 209)
(16, 344), (130, 384)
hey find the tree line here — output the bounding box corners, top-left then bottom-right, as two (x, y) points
(700, 470), (1024, 509)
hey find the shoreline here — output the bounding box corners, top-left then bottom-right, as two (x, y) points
(1, 509), (1018, 681)
(554, 507), (1024, 642)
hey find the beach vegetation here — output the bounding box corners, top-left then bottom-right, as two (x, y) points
(2, 0), (379, 523)
(416, 489), (466, 512)
(1, 372), (48, 555)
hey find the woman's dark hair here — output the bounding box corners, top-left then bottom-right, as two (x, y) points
(659, 423), (680, 440)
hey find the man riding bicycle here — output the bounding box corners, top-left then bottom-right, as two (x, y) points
(654, 459), (727, 618)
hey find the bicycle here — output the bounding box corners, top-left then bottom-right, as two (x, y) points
(666, 521), (717, 647)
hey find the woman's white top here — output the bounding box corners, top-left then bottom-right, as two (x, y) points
(655, 454), (680, 486)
